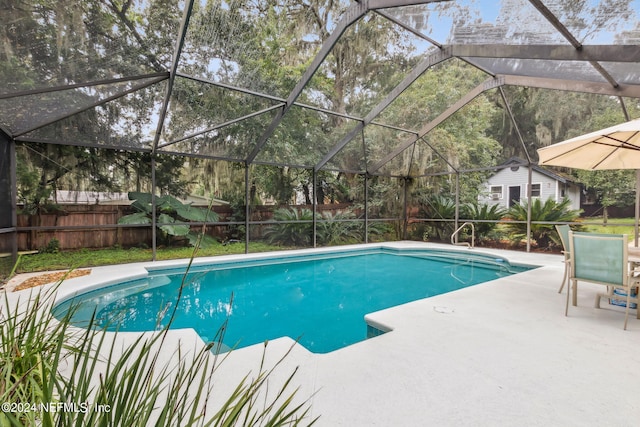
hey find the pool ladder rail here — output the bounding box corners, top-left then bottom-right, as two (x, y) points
(451, 222), (475, 248)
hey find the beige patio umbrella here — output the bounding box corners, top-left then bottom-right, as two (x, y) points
(537, 118), (640, 169)
(537, 118), (640, 246)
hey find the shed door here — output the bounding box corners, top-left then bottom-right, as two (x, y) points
(508, 186), (521, 207)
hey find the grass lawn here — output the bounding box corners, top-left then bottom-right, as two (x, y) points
(3, 218), (638, 280)
(580, 217), (638, 237)
(8, 241), (286, 275)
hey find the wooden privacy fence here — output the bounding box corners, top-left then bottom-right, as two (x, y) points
(17, 205), (149, 251)
(14, 203), (363, 251)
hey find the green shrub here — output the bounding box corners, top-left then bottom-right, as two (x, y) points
(366, 220), (393, 242)
(461, 202), (507, 242)
(505, 198), (582, 248)
(316, 211), (363, 246)
(224, 197), (247, 242)
(41, 238), (60, 254)
(118, 192), (219, 248)
(264, 208), (388, 247)
(419, 195), (456, 242)
(264, 208), (313, 247)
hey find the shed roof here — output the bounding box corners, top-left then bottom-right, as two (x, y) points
(496, 157), (579, 185)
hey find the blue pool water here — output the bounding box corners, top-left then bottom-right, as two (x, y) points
(53, 248), (533, 353)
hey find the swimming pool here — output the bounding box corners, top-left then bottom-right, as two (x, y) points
(53, 247), (534, 353)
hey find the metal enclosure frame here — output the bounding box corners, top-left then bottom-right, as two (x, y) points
(3, 0), (640, 260)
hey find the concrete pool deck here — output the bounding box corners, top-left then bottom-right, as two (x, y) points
(4, 241), (640, 426)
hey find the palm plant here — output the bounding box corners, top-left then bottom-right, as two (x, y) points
(263, 208), (313, 247)
(265, 208), (390, 247)
(419, 195), (457, 242)
(461, 202), (507, 242)
(316, 211), (363, 246)
(505, 198), (582, 248)
(366, 220), (393, 242)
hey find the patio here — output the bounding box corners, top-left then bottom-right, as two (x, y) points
(5, 242), (639, 426)
(231, 243), (640, 426)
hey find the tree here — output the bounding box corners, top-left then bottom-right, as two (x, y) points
(419, 195), (457, 242)
(576, 169), (636, 223)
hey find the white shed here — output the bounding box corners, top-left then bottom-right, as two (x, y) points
(480, 157), (581, 210)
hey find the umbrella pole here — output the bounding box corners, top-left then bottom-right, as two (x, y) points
(633, 169), (640, 248)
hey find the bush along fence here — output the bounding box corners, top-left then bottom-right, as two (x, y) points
(13, 202), (361, 252)
(10, 196), (584, 253)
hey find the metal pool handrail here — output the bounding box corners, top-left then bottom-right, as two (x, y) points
(451, 222), (475, 248)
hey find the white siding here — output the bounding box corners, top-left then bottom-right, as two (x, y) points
(480, 165), (580, 210)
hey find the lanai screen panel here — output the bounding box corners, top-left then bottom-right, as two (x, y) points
(601, 62), (640, 85)
(254, 106), (361, 168)
(0, 135), (11, 229)
(2, 0), (640, 176)
(366, 175), (405, 220)
(381, 1), (530, 43)
(0, 0), (183, 135)
(19, 84), (166, 150)
(177, 0), (332, 99)
(541, 1), (638, 43)
(156, 76), (283, 148)
(0, 77), (166, 137)
(451, 0), (640, 88)
(433, 96), (513, 168)
(471, 58), (610, 82)
(375, 138), (455, 178)
(384, 0), (571, 45)
(373, 60), (489, 133)
(297, 12), (430, 119)
(320, 131), (367, 174)
(384, 0), (640, 91)
(370, 80), (506, 176)
(0, 1), (180, 100)
(371, 143), (416, 178)
(495, 86), (639, 162)
(159, 109), (281, 161)
(362, 124), (417, 176)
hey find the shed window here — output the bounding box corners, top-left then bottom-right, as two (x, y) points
(490, 186), (503, 199)
(530, 183), (541, 198)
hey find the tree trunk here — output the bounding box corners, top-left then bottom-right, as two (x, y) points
(302, 183), (311, 205)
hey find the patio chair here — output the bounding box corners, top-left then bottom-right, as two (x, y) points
(566, 231), (639, 330)
(555, 225), (571, 294)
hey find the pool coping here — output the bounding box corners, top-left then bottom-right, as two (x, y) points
(5, 241), (640, 426)
(47, 242), (538, 306)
